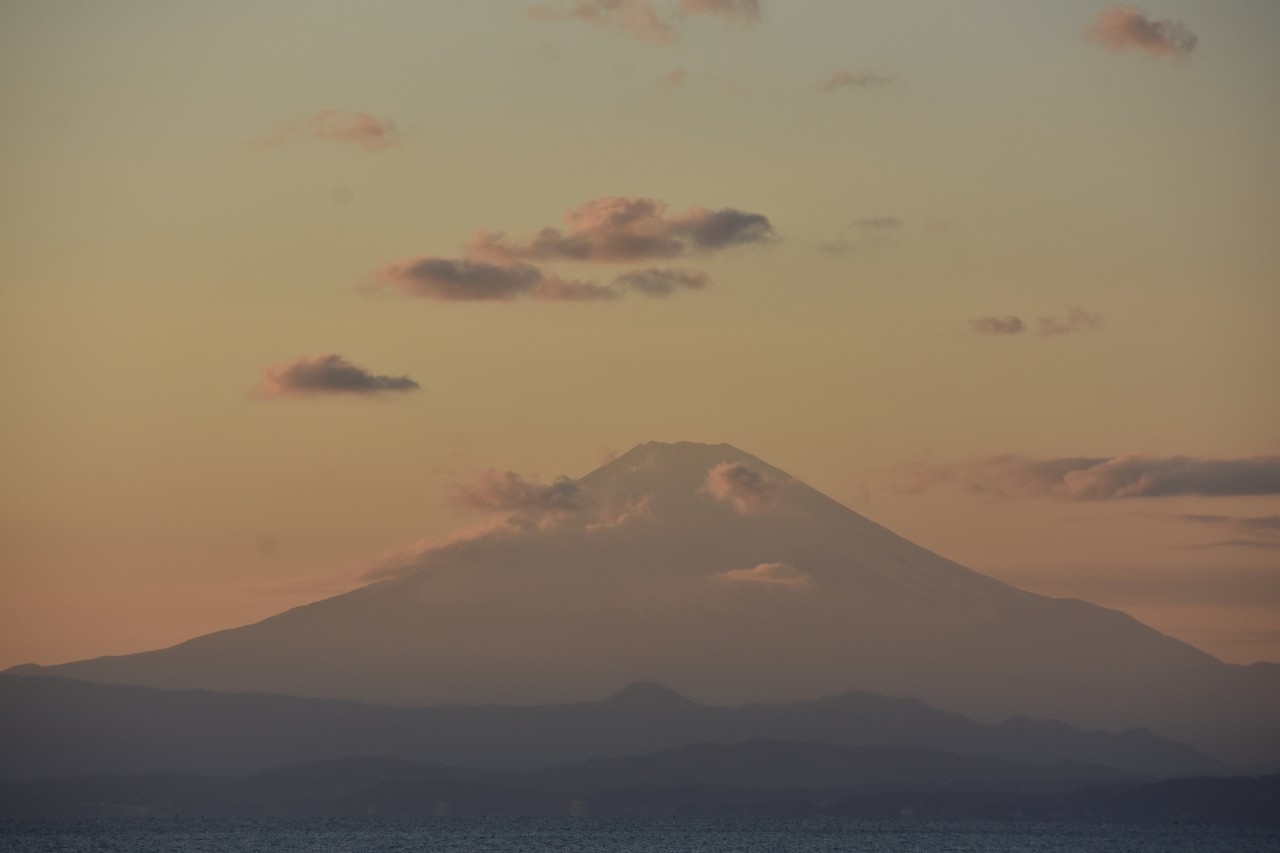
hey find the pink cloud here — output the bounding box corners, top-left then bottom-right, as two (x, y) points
(711, 562), (811, 588)
(703, 461), (780, 514)
(1087, 6), (1197, 58)
(659, 68), (688, 89)
(468, 196), (773, 264)
(257, 354), (419, 400)
(525, 0), (678, 44)
(679, 0), (760, 27)
(814, 69), (892, 92)
(255, 110), (399, 152)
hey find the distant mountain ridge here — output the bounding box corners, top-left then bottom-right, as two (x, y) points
(10, 441), (1278, 765)
(4, 748), (1277, 824)
(0, 674), (1227, 781)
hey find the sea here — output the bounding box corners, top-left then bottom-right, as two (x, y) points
(1, 818), (1277, 853)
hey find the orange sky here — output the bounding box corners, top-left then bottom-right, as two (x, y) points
(1, 0), (1277, 669)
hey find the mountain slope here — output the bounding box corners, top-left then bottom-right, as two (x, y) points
(13, 441), (1278, 764)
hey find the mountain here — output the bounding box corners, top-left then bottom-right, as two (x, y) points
(0, 745), (1148, 820)
(522, 738), (1145, 792)
(11, 441), (1278, 764)
(5, 748), (1277, 824)
(0, 675), (1226, 782)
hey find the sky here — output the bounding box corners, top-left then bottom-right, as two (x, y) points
(1, 0), (1277, 670)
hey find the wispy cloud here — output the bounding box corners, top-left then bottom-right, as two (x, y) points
(451, 471), (585, 513)
(526, 0), (678, 44)
(526, 0), (759, 44)
(703, 462), (780, 513)
(468, 196), (774, 264)
(257, 354), (419, 399)
(711, 562), (811, 588)
(659, 67), (688, 89)
(900, 454), (1280, 500)
(814, 69), (892, 92)
(858, 217), (902, 230)
(614, 268), (709, 296)
(253, 110), (399, 152)
(1168, 514), (1280, 551)
(1177, 539), (1280, 552)
(369, 256), (709, 303)
(678, 0), (760, 27)
(1087, 6), (1197, 58)
(1176, 513), (1280, 533)
(970, 316), (1027, 336)
(1038, 305), (1103, 337)
(368, 257), (618, 302)
(968, 306), (1102, 338)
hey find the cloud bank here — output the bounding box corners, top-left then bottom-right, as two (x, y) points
(1087, 6), (1197, 58)
(468, 196), (773, 264)
(254, 110), (398, 152)
(703, 462), (780, 513)
(904, 455), (1280, 500)
(258, 354), (419, 399)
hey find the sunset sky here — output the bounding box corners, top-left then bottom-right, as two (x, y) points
(1, 0), (1277, 670)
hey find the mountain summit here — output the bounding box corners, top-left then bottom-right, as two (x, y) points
(16, 441), (1278, 764)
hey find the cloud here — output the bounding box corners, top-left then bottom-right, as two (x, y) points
(1170, 514), (1280, 551)
(451, 471), (584, 513)
(525, 0), (678, 44)
(369, 257), (618, 302)
(970, 316), (1027, 336)
(711, 562), (811, 588)
(703, 462), (780, 513)
(369, 257), (710, 303)
(817, 240), (855, 256)
(254, 110), (398, 152)
(903, 455), (1280, 500)
(1176, 514), (1280, 533)
(659, 68), (688, 89)
(678, 0), (760, 27)
(526, 0), (758, 44)
(858, 217), (902, 230)
(814, 69), (892, 92)
(967, 306), (1101, 337)
(467, 196), (774, 264)
(614, 268), (709, 296)
(257, 354), (419, 399)
(1087, 6), (1197, 58)
(1177, 539), (1280, 552)
(1038, 305), (1103, 337)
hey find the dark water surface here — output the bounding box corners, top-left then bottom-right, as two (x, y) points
(1, 818), (1276, 852)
